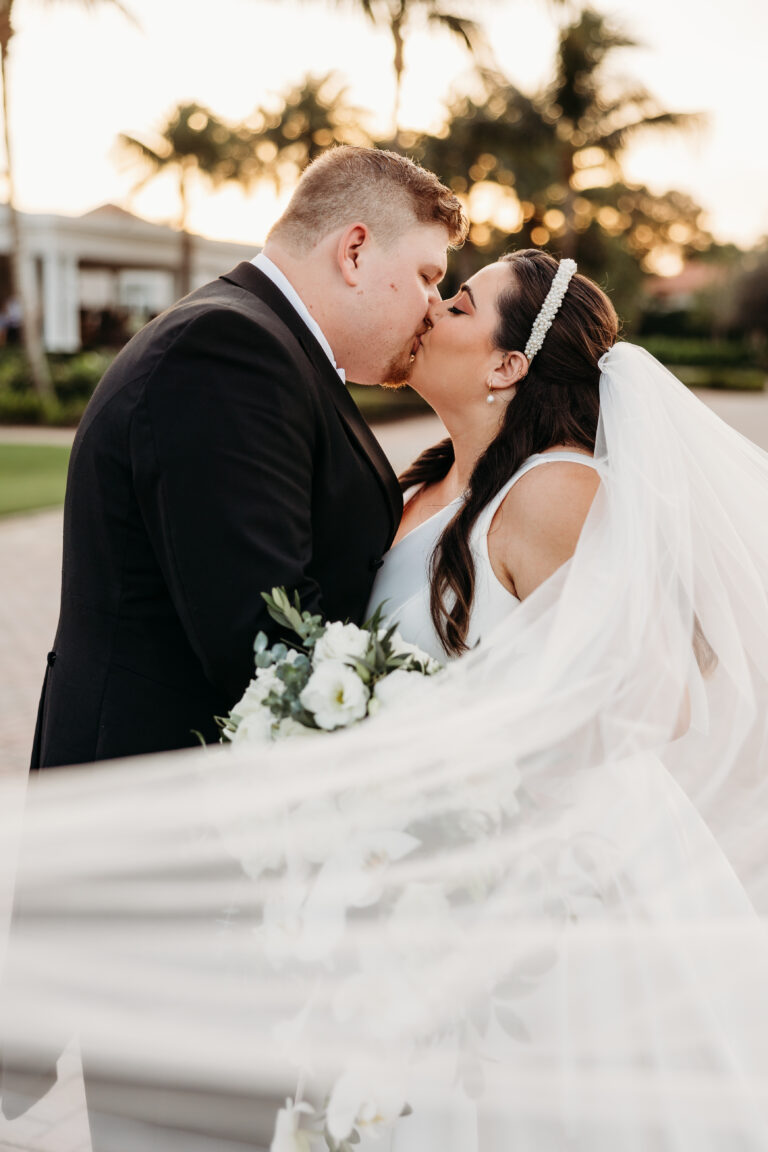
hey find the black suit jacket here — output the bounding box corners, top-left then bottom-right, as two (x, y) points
(31, 263), (401, 768)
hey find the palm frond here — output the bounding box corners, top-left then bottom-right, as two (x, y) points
(117, 132), (168, 170)
(45, 0), (141, 28)
(293, 0), (379, 21)
(427, 11), (482, 52)
(597, 110), (704, 153)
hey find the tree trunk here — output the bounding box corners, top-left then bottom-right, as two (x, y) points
(559, 144), (577, 260)
(0, 35), (53, 398)
(391, 8), (405, 137)
(178, 163), (193, 298)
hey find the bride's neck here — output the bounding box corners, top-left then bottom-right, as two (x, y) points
(438, 415), (500, 494)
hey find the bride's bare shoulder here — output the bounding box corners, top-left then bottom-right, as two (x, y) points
(489, 451), (600, 599)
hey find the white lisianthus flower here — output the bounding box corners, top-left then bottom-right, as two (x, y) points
(300, 660), (369, 730)
(273, 716), (314, 740)
(270, 1097), (314, 1152)
(229, 706), (273, 743)
(230, 666), (284, 720)
(327, 1066), (408, 1144)
(313, 621), (370, 667)
(372, 668), (420, 709)
(382, 630), (441, 673)
(254, 664), (286, 696)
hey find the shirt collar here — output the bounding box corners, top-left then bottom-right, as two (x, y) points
(251, 252), (345, 384)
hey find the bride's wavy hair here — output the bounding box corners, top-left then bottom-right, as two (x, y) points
(399, 249), (619, 656)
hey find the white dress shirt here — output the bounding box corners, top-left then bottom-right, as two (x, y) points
(250, 252), (345, 383)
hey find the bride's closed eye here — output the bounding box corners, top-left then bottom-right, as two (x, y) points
(448, 306), (467, 315)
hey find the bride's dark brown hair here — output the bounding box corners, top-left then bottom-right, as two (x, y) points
(399, 249), (619, 656)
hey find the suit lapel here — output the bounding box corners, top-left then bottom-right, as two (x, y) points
(220, 263), (402, 542)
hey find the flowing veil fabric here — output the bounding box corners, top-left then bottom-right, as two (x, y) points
(2, 343), (768, 1149)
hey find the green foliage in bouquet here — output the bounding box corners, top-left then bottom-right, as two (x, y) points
(218, 587), (442, 743)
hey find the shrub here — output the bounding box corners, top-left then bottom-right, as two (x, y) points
(0, 348), (114, 424)
(0, 387), (90, 426)
(52, 351), (113, 399)
(637, 337), (755, 368)
(671, 366), (766, 392)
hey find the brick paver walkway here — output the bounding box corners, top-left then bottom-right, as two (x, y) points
(0, 390), (767, 1149)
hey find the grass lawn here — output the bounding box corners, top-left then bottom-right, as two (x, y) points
(0, 443), (71, 517)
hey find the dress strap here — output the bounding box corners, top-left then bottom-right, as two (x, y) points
(474, 451), (599, 537)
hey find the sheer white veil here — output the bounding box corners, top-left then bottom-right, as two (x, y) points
(2, 343), (768, 1149)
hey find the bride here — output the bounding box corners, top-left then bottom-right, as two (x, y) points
(3, 252), (768, 1152)
(371, 249), (613, 660)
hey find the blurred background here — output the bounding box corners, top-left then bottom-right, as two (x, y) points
(0, 0), (767, 772)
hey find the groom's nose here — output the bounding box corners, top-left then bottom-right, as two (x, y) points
(426, 294), (443, 325)
(427, 281), (442, 309)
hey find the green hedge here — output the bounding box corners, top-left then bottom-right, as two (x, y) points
(0, 388), (90, 426)
(0, 339), (764, 429)
(636, 337), (759, 368)
(0, 349), (114, 425)
(671, 366), (766, 392)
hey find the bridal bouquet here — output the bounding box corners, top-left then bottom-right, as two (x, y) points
(220, 588), (442, 744)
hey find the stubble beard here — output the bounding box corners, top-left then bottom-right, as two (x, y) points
(380, 345), (414, 391)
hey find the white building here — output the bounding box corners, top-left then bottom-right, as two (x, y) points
(0, 203), (260, 353)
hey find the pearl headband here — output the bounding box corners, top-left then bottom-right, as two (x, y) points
(524, 258), (577, 362)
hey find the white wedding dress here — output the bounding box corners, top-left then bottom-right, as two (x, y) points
(367, 450), (601, 662)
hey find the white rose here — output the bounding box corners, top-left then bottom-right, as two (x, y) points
(313, 621), (370, 666)
(300, 660), (369, 730)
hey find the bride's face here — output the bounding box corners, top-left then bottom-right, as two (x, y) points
(409, 263), (513, 410)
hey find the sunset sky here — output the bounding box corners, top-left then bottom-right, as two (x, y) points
(10, 0), (768, 253)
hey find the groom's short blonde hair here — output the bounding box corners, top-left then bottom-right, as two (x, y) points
(267, 146), (467, 251)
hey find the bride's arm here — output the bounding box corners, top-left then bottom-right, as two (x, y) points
(487, 461), (600, 600)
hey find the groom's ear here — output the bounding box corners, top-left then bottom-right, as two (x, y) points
(337, 224), (369, 286)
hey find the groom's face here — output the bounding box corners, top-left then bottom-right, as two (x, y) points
(354, 223), (448, 388)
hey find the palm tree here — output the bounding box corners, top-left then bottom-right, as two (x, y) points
(253, 72), (372, 187)
(544, 8), (699, 256)
(415, 7), (705, 317)
(325, 0), (487, 135)
(0, 0), (134, 397)
(120, 103), (262, 298)
(421, 10), (700, 255)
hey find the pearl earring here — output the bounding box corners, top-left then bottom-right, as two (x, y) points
(486, 379), (496, 404)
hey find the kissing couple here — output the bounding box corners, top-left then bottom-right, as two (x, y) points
(10, 144), (768, 1152)
(34, 144), (614, 766)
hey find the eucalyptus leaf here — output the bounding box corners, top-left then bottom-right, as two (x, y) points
(512, 948), (558, 978)
(493, 975), (538, 1000)
(469, 996), (491, 1034)
(494, 1005), (532, 1042)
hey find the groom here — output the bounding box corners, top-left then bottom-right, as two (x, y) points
(31, 146), (467, 769)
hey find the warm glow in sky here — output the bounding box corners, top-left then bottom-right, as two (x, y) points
(10, 0), (768, 249)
